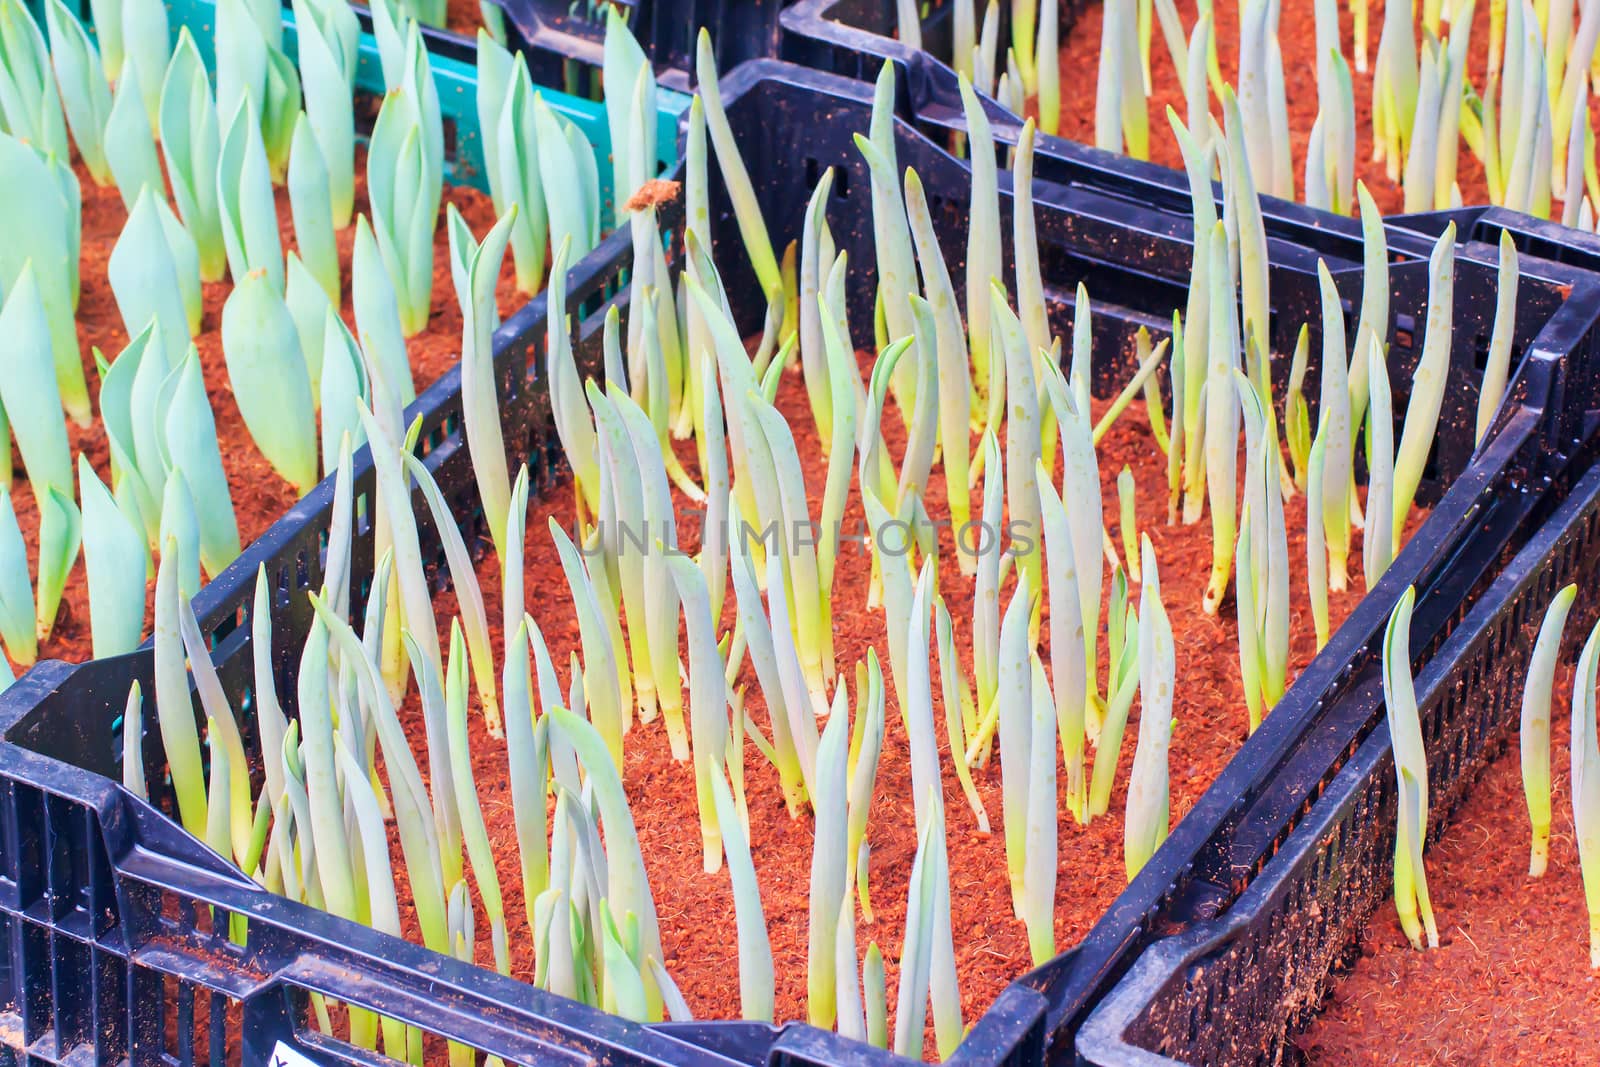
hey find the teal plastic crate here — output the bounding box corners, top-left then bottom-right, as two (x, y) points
(32, 0), (689, 216)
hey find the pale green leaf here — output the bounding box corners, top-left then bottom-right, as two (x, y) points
(162, 349), (240, 576)
(288, 114), (340, 306)
(217, 99), (283, 290)
(44, 0), (111, 183)
(221, 269), (319, 494)
(158, 30), (225, 281)
(79, 454), (146, 657)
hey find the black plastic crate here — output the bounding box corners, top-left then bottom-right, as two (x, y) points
(776, 0), (1080, 138)
(1393, 204), (1600, 279)
(2, 59), (1600, 1067)
(493, 0), (789, 94)
(1074, 427), (1600, 1067)
(781, 0), (1490, 279)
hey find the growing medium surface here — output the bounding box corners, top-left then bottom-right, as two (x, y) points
(7, 154), (509, 670)
(386, 349), (1413, 1036)
(1297, 663), (1600, 1064)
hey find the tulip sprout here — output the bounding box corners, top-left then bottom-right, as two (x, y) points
(1575, 615), (1600, 968)
(1523, 584), (1577, 878)
(1384, 586), (1439, 950)
(1126, 536), (1174, 880)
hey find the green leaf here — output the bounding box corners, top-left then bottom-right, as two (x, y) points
(158, 472), (200, 601)
(548, 705), (665, 1017)
(0, 136), (86, 423)
(1126, 536), (1174, 879)
(444, 621), (509, 974)
(319, 308), (368, 476)
(599, 906), (648, 1021)
(1316, 260), (1353, 590)
(95, 329), (159, 543)
(217, 99), (284, 290)
(1284, 325), (1312, 489)
(109, 190), (192, 365)
(495, 60), (548, 296)
(694, 28), (780, 306)
(545, 238), (600, 517)
(79, 455), (146, 657)
(904, 169), (974, 548)
(546, 516), (626, 766)
(561, 112), (599, 252)
(335, 736), (403, 941)
(214, 0), (266, 140)
(992, 283), (1043, 598)
(1348, 182), (1388, 423)
(103, 64), (162, 212)
(727, 510), (808, 814)
(708, 764), (773, 1022)
(1202, 220), (1240, 615)
(259, 45), (301, 182)
(1022, 654), (1057, 964)
(370, 0), (406, 89)
(806, 685), (851, 1028)
(1047, 367), (1107, 717)
(221, 269), (319, 494)
(356, 403), (442, 687)
(122, 682), (145, 797)
(1036, 458), (1088, 823)
(864, 941), (888, 1047)
(959, 76), (1002, 427)
(295, 611), (359, 921)
(288, 114), (340, 306)
(157, 30), (225, 281)
(604, 4), (651, 220)
(1522, 584), (1576, 878)
(154, 196), (203, 336)
(175, 582), (251, 865)
(152, 538), (205, 835)
(532, 91), (596, 269)
(135, 330), (183, 494)
(502, 615), (548, 932)
(367, 46), (440, 335)
(474, 28), (512, 213)
(995, 573), (1033, 915)
(665, 552), (729, 875)
(34, 481), (78, 643)
(451, 205), (517, 563)
(0, 264), (70, 500)
(1383, 586), (1438, 949)
(44, 0), (111, 183)
(1362, 335), (1395, 587)
(202, 720), (232, 859)
(0, 0), (69, 159)
(0, 488), (34, 664)
(1392, 223), (1455, 553)
(1476, 231), (1519, 445)
(250, 565), (288, 808)
(292, 0), (354, 227)
(1573, 618), (1600, 968)
(892, 798), (941, 1057)
(1306, 430), (1331, 649)
(120, 0), (168, 126)
(403, 451), (500, 735)
(351, 214), (415, 406)
(83, 0), (122, 76)
(162, 349), (240, 576)
(285, 252), (333, 405)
